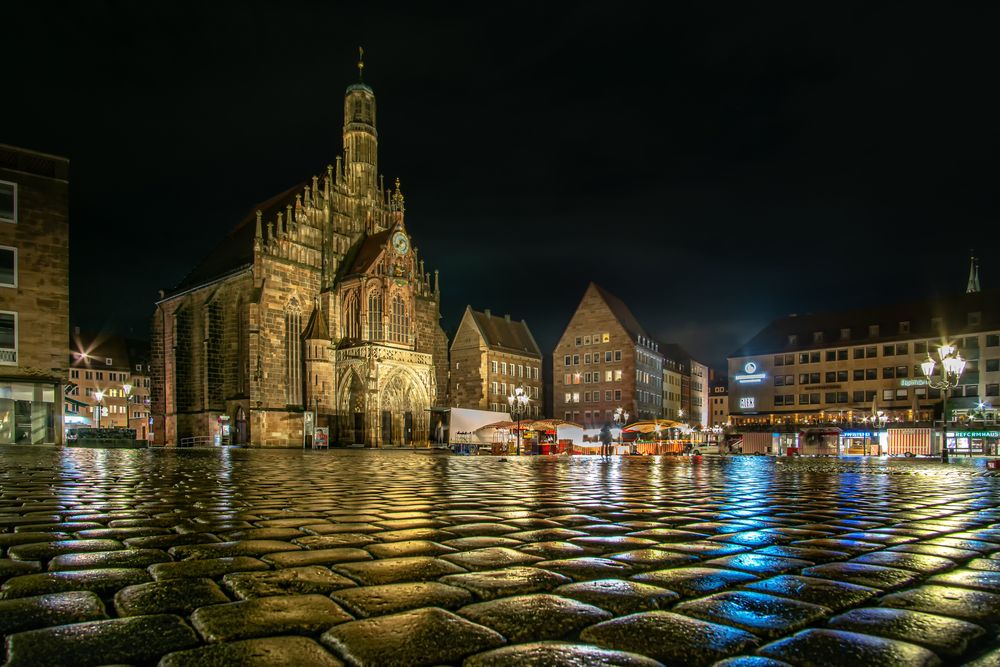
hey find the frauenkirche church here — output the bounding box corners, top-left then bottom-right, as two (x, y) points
(151, 60), (449, 446)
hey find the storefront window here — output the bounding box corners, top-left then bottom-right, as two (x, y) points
(0, 382), (56, 444)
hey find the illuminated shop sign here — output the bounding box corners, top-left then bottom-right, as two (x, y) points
(955, 431), (1000, 438)
(739, 397), (755, 409)
(734, 361), (766, 384)
(841, 431), (875, 438)
(900, 378), (928, 387)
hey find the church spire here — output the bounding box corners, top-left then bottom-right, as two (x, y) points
(343, 50), (378, 197)
(966, 252), (981, 293)
(357, 46), (364, 82)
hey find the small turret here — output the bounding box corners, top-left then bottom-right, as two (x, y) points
(966, 253), (981, 293)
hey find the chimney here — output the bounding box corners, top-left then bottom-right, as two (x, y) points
(484, 309), (491, 317)
(504, 314), (511, 322)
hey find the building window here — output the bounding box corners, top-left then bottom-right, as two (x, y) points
(866, 368), (877, 380)
(584, 335), (591, 345)
(564, 355), (570, 366)
(882, 389), (894, 401)
(896, 365), (908, 378)
(492, 361), (498, 374)
(866, 346), (877, 358)
(390, 294), (409, 343)
(986, 359), (998, 372)
(986, 335), (999, 348)
(986, 384), (999, 397)
(813, 331), (824, 344)
(605, 390), (611, 401)
(899, 321), (910, 334)
(788, 335), (798, 345)
(883, 367), (895, 379)
(285, 306), (302, 405)
(0, 181), (16, 224)
(896, 388), (908, 400)
(614, 390), (621, 401)
(0, 247), (15, 288)
(367, 291), (383, 341)
(869, 325), (880, 337)
(575, 337), (582, 346)
(883, 345), (895, 357)
(573, 355), (580, 365)
(854, 347), (865, 359)
(0, 311), (16, 364)
(614, 370), (622, 381)
(501, 362), (507, 375)
(614, 350), (622, 361)
(584, 353), (591, 364)
(969, 312), (982, 326)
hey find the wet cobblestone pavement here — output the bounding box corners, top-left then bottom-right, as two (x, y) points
(1, 448), (999, 666)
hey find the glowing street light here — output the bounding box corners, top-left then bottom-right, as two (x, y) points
(921, 343), (967, 463)
(122, 383), (133, 429)
(507, 384), (530, 456)
(94, 390), (105, 428)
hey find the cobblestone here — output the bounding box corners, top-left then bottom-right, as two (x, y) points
(0, 448), (999, 664)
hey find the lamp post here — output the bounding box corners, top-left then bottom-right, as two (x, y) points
(94, 390), (105, 428)
(613, 406), (629, 455)
(921, 343), (967, 463)
(507, 384), (530, 456)
(122, 383), (133, 430)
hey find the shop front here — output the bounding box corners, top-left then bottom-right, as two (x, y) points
(838, 430), (887, 456)
(945, 430), (1000, 456)
(0, 376), (62, 445)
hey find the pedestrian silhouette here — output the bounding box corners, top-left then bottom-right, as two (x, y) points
(600, 422), (613, 459)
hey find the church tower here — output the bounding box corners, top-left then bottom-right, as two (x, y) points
(966, 253), (981, 293)
(344, 48), (378, 198)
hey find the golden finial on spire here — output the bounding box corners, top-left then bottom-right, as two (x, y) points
(357, 46), (364, 82)
(392, 177), (405, 212)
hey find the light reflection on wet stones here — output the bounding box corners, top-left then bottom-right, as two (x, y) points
(0, 447), (998, 664)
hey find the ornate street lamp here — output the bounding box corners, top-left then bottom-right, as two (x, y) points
(94, 390), (105, 428)
(613, 406), (629, 454)
(508, 384), (530, 456)
(921, 343), (967, 463)
(122, 383), (133, 430)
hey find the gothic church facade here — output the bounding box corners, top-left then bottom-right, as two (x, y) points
(151, 76), (449, 447)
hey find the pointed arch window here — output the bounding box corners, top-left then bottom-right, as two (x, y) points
(285, 301), (302, 405)
(367, 290), (383, 341)
(343, 291), (360, 340)
(390, 294), (409, 344)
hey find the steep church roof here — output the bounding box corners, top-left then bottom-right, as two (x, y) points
(468, 307), (542, 358)
(169, 182), (305, 295)
(343, 229), (392, 276)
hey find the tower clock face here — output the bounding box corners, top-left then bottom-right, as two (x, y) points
(391, 231), (409, 255)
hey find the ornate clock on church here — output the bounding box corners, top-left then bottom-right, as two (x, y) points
(391, 230), (409, 255)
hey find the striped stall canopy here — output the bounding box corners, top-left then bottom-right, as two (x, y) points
(742, 432), (773, 454)
(887, 428), (931, 456)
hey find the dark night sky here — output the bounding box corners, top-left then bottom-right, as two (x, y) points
(7, 2), (999, 370)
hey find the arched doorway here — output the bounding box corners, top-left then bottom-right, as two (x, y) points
(380, 369), (429, 446)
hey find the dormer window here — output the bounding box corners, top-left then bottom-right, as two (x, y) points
(899, 321), (910, 334)
(840, 328), (850, 341)
(869, 325), (879, 337)
(969, 311), (982, 326)
(788, 334), (798, 345)
(813, 331), (824, 344)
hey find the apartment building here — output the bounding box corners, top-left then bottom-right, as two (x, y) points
(0, 145), (70, 444)
(554, 283), (663, 427)
(449, 306), (542, 416)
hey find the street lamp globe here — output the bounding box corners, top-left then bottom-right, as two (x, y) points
(122, 383), (133, 429)
(507, 384), (530, 456)
(920, 342), (967, 463)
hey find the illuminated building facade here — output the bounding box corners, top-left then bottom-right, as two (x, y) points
(151, 70), (449, 447)
(68, 332), (151, 439)
(449, 307), (542, 415)
(553, 283), (663, 427)
(728, 288), (1000, 432)
(0, 145), (69, 445)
